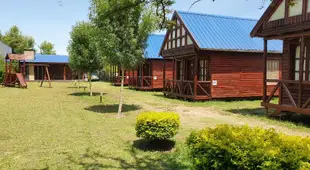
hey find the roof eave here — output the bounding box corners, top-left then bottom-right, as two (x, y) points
(200, 48), (282, 54)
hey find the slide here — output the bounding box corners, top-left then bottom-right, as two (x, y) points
(16, 73), (27, 88)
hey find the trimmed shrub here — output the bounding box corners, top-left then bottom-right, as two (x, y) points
(186, 124), (310, 170)
(136, 112), (180, 140)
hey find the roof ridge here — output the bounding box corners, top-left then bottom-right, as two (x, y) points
(176, 10), (258, 22)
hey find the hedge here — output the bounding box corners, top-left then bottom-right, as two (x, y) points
(187, 124), (310, 170)
(136, 111), (180, 140)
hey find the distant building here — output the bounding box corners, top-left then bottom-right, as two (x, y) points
(0, 41), (12, 57)
(25, 54), (77, 81)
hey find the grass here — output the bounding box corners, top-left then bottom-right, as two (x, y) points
(1, 81), (310, 169)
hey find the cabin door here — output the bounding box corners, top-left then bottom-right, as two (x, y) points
(143, 63), (151, 76)
(186, 59), (195, 80)
(34, 66), (44, 80)
(143, 63), (152, 87)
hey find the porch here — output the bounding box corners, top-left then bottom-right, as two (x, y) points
(109, 64), (129, 86)
(162, 54), (212, 100)
(263, 37), (310, 115)
(128, 62), (155, 90)
(163, 80), (211, 100)
(128, 76), (153, 90)
(110, 76), (129, 86)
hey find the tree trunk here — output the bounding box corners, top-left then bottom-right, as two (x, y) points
(88, 72), (93, 96)
(77, 72), (81, 89)
(118, 64), (125, 116)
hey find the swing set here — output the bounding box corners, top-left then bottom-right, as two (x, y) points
(2, 50), (52, 88)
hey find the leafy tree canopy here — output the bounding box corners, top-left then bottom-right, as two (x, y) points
(39, 41), (56, 55)
(0, 26), (35, 53)
(68, 21), (102, 74)
(90, 0), (159, 69)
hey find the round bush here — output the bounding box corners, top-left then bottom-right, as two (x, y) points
(186, 124), (310, 170)
(136, 112), (180, 140)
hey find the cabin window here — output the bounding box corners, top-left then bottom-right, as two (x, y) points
(199, 59), (208, 81)
(187, 35), (193, 45)
(177, 39), (180, 47)
(181, 37), (185, 47)
(182, 27), (186, 36)
(293, 45), (307, 80)
(289, 0), (303, 17)
(176, 60), (183, 80)
(269, 0), (285, 21)
(267, 60), (280, 80)
(308, 0), (310, 12)
(172, 40), (175, 48)
(177, 28), (180, 37)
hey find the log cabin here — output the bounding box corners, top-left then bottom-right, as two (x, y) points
(161, 11), (283, 100)
(128, 34), (173, 90)
(251, 0), (310, 115)
(25, 54), (77, 81)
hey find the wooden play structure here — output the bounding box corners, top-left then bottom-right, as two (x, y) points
(2, 50), (52, 88)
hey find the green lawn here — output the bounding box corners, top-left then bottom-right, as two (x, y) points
(0, 82), (310, 169)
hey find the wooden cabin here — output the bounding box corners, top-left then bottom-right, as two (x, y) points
(160, 11), (283, 100)
(25, 54), (77, 81)
(251, 0), (310, 115)
(128, 34), (173, 90)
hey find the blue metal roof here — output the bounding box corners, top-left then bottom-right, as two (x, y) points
(144, 34), (165, 59)
(177, 11), (283, 53)
(27, 54), (69, 63)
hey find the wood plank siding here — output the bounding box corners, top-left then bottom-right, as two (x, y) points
(210, 51), (282, 98)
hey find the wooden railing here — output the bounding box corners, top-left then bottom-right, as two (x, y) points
(163, 80), (211, 97)
(128, 76), (152, 88)
(110, 76), (129, 85)
(263, 79), (310, 114)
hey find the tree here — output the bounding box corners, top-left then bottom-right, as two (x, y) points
(68, 21), (102, 96)
(90, 0), (158, 116)
(0, 26), (35, 53)
(39, 41), (56, 55)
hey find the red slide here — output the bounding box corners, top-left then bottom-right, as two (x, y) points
(16, 73), (27, 88)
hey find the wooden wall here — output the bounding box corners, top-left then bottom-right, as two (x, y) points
(150, 59), (173, 89)
(207, 51), (282, 99)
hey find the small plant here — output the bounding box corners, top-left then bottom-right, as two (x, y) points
(186, 124), (310, 170)
(136, 112), (180, 140)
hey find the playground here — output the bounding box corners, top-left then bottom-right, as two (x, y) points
(0, 82), (310, 169)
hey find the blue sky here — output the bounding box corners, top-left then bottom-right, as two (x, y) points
(0, 0), (270, 55)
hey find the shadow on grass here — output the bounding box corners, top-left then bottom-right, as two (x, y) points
(63, 146), (191, 170)
(227, 107), (310, 128)
(69, 92), (104, 96)
(85, 104), (141, 113)
(133, 139), (176, 152)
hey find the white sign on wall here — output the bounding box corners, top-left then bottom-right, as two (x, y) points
(212, 80), (218, 86)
